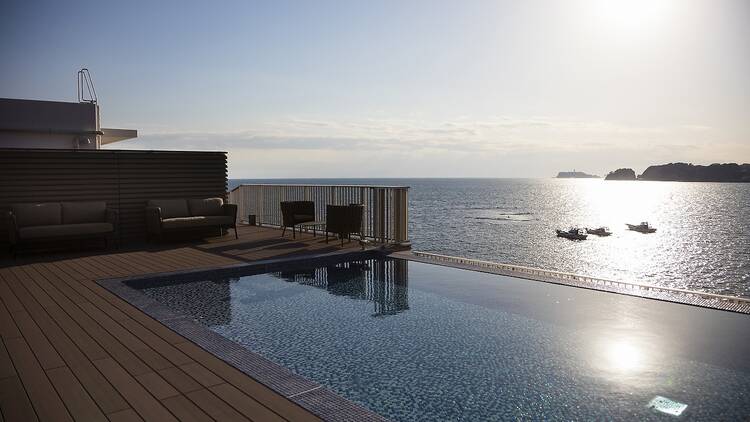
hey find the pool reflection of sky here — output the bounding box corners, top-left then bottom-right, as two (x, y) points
(138, 257), (750, 420)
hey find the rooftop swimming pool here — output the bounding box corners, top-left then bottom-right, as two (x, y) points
(124, 255), (750, 421)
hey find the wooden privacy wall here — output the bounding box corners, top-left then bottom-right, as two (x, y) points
(0, 149), (227, 245)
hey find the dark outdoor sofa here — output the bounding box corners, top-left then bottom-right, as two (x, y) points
(7, 201), (118, 256)
(146, 198), (238, 241)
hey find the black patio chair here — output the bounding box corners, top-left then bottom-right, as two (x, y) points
(325, 204), (363, 246)
(280, 201), (315, 238)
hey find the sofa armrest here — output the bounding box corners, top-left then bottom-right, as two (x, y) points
(145, 206), (163, 235)
(106, 208), (119, 232)
(222, 203), (238, 223)
(6, 211), (18, 245)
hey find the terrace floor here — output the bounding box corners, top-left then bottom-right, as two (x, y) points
(0, 225), (359, 422)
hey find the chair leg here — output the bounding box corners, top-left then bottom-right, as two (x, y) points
(282, 226), (286, 237)
(292, 226), (296, 239)
(234, 226), (239, 239)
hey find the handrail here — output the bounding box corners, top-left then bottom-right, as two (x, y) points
(230, 183), (410, 192)
(411, 251), (750, 310)
(228, 184), (410, 245)
(77, 68), (98, 104)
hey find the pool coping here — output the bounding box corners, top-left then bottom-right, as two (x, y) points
(98, 248), (391, 422)
(403, 251), (750, 315)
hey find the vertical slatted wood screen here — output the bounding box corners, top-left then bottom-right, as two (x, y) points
(0, 149), (227, 245)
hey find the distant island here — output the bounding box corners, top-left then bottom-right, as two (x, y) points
(556, 171), (599, 179)
(605, 168), (636, 180)
(603, 163), (750, 182)
(639, 163), (750, 182)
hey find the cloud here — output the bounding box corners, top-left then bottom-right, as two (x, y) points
(125, 115), (706, 155)
(112, 116), (746, 177)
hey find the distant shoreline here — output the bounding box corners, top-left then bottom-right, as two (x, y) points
(555, 171), (599, 179)
(605, 163), (750, 183)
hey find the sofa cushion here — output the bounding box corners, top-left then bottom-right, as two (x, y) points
(147, 199), (189, 219)
(188, 198), (224, 216)
(62, 201), (107, 224)
(11, 203), (61, 228)
(293, 214), (315, 222)
(18, 223), (113, 240)
(162, 215), (233, 230)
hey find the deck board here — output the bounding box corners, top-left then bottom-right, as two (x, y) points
(45, 366), (108, 422)
(0, 225), (353, 421)
(4, 337), (73, 422)
(0, 376), (38, 422)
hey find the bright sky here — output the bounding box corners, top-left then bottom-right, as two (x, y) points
(2, 0), (748, 178)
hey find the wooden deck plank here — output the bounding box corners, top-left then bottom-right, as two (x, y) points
(0, 226), (349, 422)
(8, 260), (168, 386)
(0, 301), (21, 341)
(0, 340), (16, 380)
(0, 375), (38, 422)
(127, 347), (174, 372)
(105, 408), (144, 422)
(175, 341), (321, 422)
(93, 358), (178, 422)
(161, 395), (214, 422)
(185, 388), (250, 422)
(81, 285), (190, 345)
(10, 268), (156, 378)
(114, 318), (193, 367)
(9, 311), (65, 371)
(32, 264), (89, 306)
(5, 268), (130, 414)
(77, 303), (149, 352)
(46, 366), (108, 422)
(8, 267), (56, 309)
(156, 367), (202, 394)
(13, 266), (110, 362)
(4, 337), (73, 422)
(0, 281), (24, 313)
(134, 372), (180, 400)
(177, 362), (223, 388)
(209, 383), (285, 422)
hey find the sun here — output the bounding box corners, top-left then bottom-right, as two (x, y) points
(583, 0), (676, 40)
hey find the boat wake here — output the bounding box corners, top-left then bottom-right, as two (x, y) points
(473, 214), (533, 222)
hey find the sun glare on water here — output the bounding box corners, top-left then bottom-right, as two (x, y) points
(606, 341), (643, 372)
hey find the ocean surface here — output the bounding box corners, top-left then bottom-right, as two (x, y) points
(229, 178), (750, 298)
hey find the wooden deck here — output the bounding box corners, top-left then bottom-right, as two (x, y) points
(0, 225), (360, 422)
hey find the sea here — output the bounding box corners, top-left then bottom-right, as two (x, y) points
(229, 178), (750, 298)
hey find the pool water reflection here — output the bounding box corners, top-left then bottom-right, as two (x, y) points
(134, 257), (750, 421)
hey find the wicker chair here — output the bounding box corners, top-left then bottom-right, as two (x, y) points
(325, 204), (363, 246)
(280, 201), (315, 238)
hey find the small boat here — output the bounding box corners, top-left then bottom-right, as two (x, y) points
(556, 228), (588, 240)
(627, 222), (657, 233)
(586, 227), (612, 236)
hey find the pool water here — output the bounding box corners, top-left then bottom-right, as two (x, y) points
(134, 257), (750, 420)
